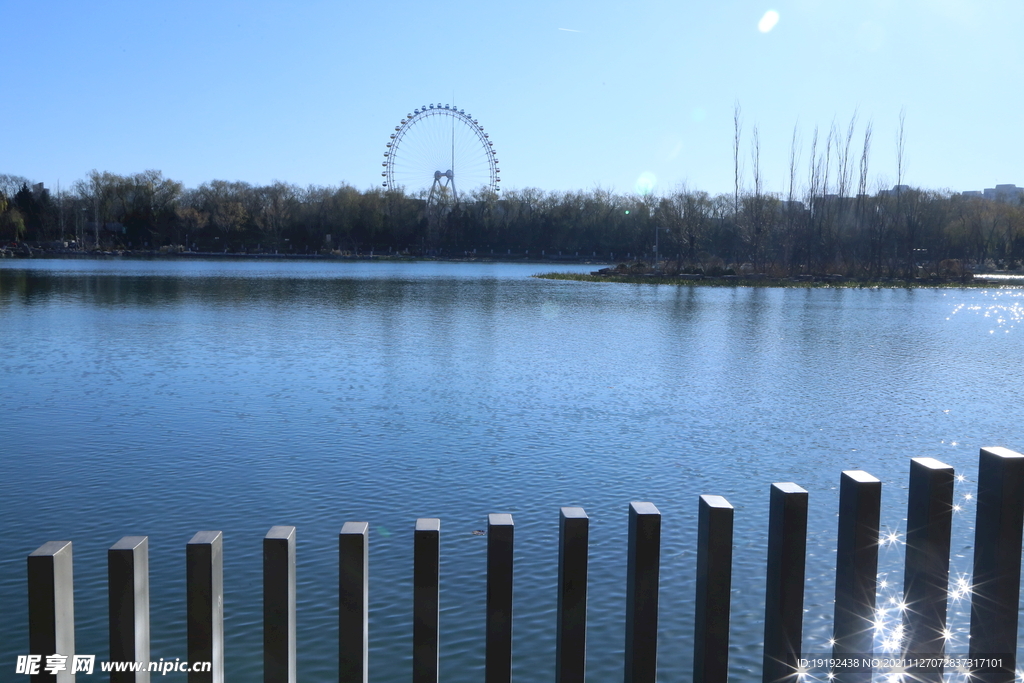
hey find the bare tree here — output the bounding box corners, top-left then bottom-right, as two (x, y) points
(74, 170), (120, 248)
(751, 126), (762, 201)
(175, 205), (208, 250)
(857, 121), (873, 199)
(194, 180), (251, 250)
(0, 174), (31, 198)
(684, 190), (713, 269)
(895, 108), (906, 192)
(895, 108), (913, 274)
(257, 182), (298, 251)
(818, 122), (838, 271)
(837, 111), (857, 199)
(803, 126), (820, 272)
(832, 112), (858, 271)
(56, 180), (66, 243)
(788, 124), (801, 206)
(733, 101), (742, 215)
(748, 125), (767, 270)
(855, 121), (877, 275)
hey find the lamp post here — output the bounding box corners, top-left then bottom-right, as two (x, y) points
(654, 227), (668, 272)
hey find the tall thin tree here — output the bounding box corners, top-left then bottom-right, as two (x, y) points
(733, 101), (742, 215)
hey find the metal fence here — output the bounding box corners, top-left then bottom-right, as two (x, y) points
(25, 446), (1024, 683)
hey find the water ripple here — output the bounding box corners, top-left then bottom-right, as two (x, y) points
(1, 262), (1021, 681)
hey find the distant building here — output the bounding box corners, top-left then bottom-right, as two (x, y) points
(984, 184), (1024, 202)
(877, 185), (912, 197)
(961, 184), (1023, 202)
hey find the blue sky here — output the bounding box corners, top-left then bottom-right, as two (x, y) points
(2, 0), (1021, 197)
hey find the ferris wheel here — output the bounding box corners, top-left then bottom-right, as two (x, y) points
(381, 104), (500, 206)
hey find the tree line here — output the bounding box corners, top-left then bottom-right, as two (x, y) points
(2, 118), (1022, 277)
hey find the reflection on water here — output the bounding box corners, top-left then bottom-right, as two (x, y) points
(1, 260), (1022, 682)
(947, 288), (1024, 335)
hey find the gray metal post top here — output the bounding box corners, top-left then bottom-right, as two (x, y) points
(341, 522), (369, 535)
(560, 507), (588, 519)
(488, 514), (514, 526)
(416, 518), (441, 532)
(110, 536), (147, 551)
(31, 540), (73, 556)
(630, 501), (660, 515)
(188, 530), (222, 544)
(771, 482), (808, 495)
(700, 495), (733, 509)
(265, 525), (295, 539)
(981, 446), (1024, 460)
(911, 457), (953, 471)
(841, 470), (881, 484)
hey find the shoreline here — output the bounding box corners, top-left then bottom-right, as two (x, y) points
(0, 246), (607, 266)
(4, 248), (1022, 288)
(534, 271), (1024, 288)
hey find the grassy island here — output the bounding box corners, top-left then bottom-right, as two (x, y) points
(534, 270), (1021, 289)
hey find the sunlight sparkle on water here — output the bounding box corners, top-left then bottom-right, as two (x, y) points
(883, 529), (902, 546)
(950, 574), (972, 602)
(948, 290), (1024, 335)
(758, 10), (780, 32)
(874, 567), (911, 657)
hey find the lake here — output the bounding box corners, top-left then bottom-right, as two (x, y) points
(2, 259), (1023, 681)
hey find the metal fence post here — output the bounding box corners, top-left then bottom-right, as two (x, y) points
(28, 540), (75, 683)
(831, 471), (881, 683)
(264, 526), (296, 683)
(762, 483), (808, 683)
(901, 458), (953, 683)
(413, 518), (440, 683)
(693, 495), (733, 683)
(486, 514), (514, 683)
(556, 507), (589, 683)
(624, 501), (661, 683)
(109, 536), (150, 683)
(187, 531), (224, 683)
(969, 447), (1024, 683)
(339, 522), (369, 683)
